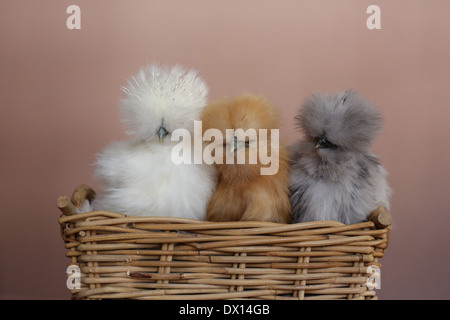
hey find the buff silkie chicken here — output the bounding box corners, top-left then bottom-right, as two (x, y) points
(289, 89), (391, 224)
(91, 64), (217, 219)
(201, 93), (292, 223)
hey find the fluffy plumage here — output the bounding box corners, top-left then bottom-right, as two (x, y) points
(290, 89), (391, 224)
(91, 64), (217, 219)
(202, 93), (292, 223)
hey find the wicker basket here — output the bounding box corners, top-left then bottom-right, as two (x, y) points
(57, 185), (391, 300)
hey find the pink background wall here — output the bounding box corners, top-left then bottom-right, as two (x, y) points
(1, 0), (449, 299)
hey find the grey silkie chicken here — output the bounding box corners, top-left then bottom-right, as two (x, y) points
(289, 89), (391, 224)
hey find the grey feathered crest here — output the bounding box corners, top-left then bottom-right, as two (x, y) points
(296, 90), (384, 152)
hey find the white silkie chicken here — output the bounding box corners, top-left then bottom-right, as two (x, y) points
(90, 64), (217, 219)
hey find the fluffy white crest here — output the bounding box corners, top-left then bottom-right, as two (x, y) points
(120, 64), (209, 142)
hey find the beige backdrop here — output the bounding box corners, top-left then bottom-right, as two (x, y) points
(1, 0), (449, 299)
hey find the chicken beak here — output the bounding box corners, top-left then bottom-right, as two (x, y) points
(158, 126), (168, 144)
(233, 136), (238, 152)
(315, 136), (326, 149)
(232, 135), (245, 152)
(315, 136), (337, 150)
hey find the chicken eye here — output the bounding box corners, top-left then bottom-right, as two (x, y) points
(244, 137), (252, 148)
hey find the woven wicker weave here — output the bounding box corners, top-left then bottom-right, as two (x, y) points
(58, 185), (391, 300)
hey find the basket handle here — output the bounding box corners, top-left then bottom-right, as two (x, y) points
(369, 206), (392, 229)
(71, 184), (96, 208)
(57, 184), (96, 215)
(56, 195), (77, 215)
